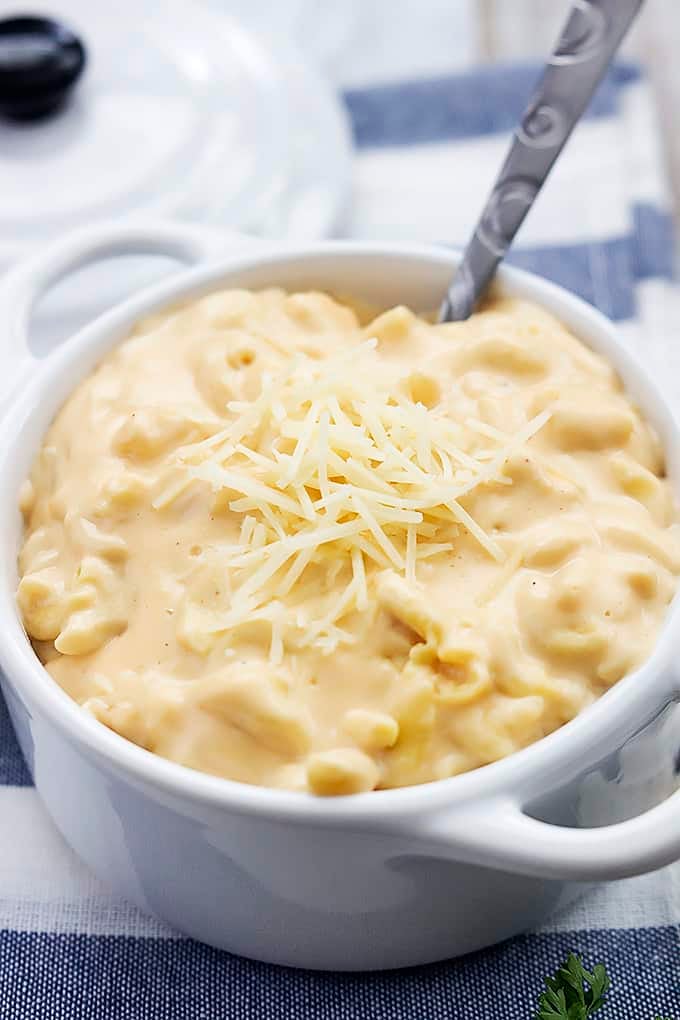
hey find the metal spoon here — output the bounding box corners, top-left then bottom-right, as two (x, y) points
(439, 0), (644, 323)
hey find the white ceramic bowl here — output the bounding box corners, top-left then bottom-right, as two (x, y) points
(0, 222), (678, 971)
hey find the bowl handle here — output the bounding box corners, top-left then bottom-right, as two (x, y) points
(409, 784), (680, 880)
(0, 220), (261, 397)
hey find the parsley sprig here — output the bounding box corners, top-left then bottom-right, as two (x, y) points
(534, 953), (610, 1019)
(533, 953), (674, 1020)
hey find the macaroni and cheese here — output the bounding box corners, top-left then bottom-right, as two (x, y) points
(17, 289), (680, 794)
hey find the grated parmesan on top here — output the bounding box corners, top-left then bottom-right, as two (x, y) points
(165, 339), (551, 658)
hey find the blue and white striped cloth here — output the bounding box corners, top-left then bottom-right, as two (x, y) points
(2, 55), (679, 1020)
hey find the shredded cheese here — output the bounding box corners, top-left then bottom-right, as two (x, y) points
(173, 340), (551, 657)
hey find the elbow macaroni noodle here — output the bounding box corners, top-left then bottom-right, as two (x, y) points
(17, 289), (680, 794)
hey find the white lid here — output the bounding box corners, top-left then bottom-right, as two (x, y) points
(207, 1), (362, 69)
(0, 0), (352, 263)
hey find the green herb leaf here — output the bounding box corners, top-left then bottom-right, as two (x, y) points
(534, 954), (611, 1020)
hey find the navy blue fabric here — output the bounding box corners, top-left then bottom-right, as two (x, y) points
(508, 202), (676, 321)
(551, 203), (678, 321)
(344, 62), (641, 148)
(507, 238), (637, 322)
(506, 197), (680, 322)
(0, 927), (676, 1019)
(634, 203), (678, 282)
(0, 686), (30, 786)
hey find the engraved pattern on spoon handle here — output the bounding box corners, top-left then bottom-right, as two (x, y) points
(439, 0), (645, 322)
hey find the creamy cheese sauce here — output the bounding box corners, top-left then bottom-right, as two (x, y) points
(17, 289), (680, 794)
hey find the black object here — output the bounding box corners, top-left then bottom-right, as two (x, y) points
(0, 15), (86, 121)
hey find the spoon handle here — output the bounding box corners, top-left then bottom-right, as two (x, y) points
(439, 0), (644, 323)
